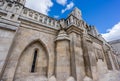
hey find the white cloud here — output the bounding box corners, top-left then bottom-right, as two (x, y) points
(54, 15), (59, 19)
(25, 0), (53, 15)
(61, 2), (74, 13)
(56, 0), (67, 6)
(102, 22), (120, 41)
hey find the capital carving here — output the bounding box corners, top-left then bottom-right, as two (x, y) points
(55, 29), (70, 41)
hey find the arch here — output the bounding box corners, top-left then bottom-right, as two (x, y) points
(19, 39), (49, 61)
(14, 39), (49, 80)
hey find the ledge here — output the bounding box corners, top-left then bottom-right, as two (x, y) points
(0, 17), (20, 31)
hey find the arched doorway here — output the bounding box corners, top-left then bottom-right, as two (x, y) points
(14, 41), (48, 80)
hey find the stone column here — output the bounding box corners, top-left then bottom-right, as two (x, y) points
(70, 15), (73, 24)
(55, 29), (71, 81)
(104, 50), (113, 70)
(113, 54), (120, 70)
(108, 51), (116, 70)
(69, 32), (85, 81)
(110, 52), (120, 70)
(82, 34), (98, 81)
(55, 21), (57, 27)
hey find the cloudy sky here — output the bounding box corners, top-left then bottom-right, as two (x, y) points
(25, 0), (120, 42)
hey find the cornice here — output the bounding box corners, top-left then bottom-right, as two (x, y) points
(66, 24), (83, 35)
(20, 19), (58, 35)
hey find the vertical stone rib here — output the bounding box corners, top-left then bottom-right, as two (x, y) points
(82, 35), (92, 79)
(55, 29), (71, 81)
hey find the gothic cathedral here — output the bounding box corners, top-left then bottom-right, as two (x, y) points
(0, 0), (119, 81)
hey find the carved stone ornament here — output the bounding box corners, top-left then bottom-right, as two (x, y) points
(14, 4), (21, 13)
(0, 0), (4, 6)
(23, 9), (28, 14)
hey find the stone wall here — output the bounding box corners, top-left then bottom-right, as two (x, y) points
(109, 39), (120, 66)
(0, 28), (15, 78)
(1, 20), (58, 80)
(0, 0), (120, 81)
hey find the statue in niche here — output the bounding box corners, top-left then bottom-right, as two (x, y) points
(34, 14), (38, 19)
(29, 11), (33, 17)
(0, 0), (4, 6)
(59, 21), (65, 30)
(23, 9), (28, 14)
(14, 4), (21, 13)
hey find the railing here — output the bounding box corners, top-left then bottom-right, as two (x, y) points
(66, 15), (87, 29)
(0, 1), (87, 30)
(21, 7), (60, 28)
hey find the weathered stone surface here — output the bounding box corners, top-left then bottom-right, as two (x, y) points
(48, 76), (56, 81)
(66, 77), (75, 81)
(83, 76), (93, 81)
(109, 39), (120, 67)
(0, 0), (119, 81)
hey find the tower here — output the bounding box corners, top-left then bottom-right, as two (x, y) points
(69, 7), (82, 20)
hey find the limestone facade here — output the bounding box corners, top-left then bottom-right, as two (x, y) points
(0, 0), (119, 81)
(109, 39), (120, 67)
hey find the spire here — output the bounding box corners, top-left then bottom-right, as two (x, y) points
(69, 7), (82, 20)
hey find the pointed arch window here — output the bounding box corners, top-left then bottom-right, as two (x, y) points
(31, 49), (38, 73)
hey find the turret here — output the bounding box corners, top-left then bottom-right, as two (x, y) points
(69, 7), (82, 20)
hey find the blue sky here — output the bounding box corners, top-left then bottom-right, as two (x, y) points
(25, 0), (120, 41)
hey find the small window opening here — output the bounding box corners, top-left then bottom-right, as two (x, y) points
(31, 49), (38, 73)
(10, 14), (15, 19)
(8, 3), (12, 7)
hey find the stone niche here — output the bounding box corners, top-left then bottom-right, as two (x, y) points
(14, 41), (48, 81)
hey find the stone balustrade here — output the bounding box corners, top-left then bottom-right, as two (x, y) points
(21, 8), (88, 30)
(0, 1), (87, 30)
(66, 15), (87, 28)
(21, 7), (60, 28)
